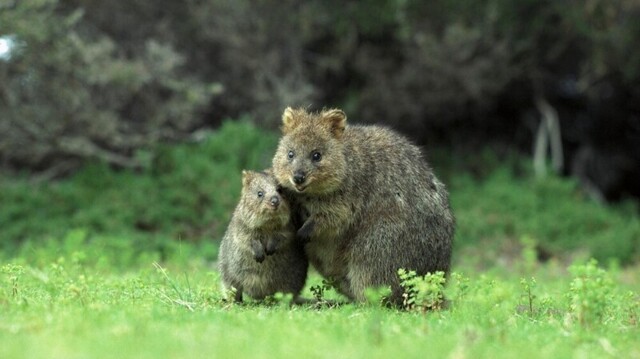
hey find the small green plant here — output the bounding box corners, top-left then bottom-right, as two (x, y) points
(309, 278), (336, 303)
(519, 277), (537, 317)
(623, 291), (639, 327)
(153, 262), (196, 311)
(567, 259), (615, 327)
(398, 269), (446, 312)
(1, 264), (24, 298)
(449, 271), (470, 303)
(364, 286), (393, 306)
(264, 292), (294, 308)
(520, 235), (539, 273)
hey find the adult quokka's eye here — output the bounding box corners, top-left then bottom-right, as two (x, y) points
(312, 151), (322, 162)
(276, 185), (283, 194)
(257, 191), (264, 198)
(287, 150), (295, 159)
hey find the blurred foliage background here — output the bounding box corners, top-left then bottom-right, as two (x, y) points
(0, 0), (639, 264)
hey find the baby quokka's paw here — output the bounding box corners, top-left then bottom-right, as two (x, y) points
(264, 236), (281, 256)
(250, 239), (266, 263)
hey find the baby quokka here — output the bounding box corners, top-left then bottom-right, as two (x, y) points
(218, 170), (307, 302)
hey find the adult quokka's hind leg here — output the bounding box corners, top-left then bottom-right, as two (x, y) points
(233, 287), (243, 303)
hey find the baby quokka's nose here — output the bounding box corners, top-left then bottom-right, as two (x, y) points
(293, 171), (306, 185)
(269, 196), (280, 208)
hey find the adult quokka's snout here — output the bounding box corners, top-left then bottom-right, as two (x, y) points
(292, 170), (306, 185)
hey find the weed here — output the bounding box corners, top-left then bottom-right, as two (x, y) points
(519, 277), (537, 317)
(448, 271), (470, 303)
(153, 262), (196, 311)
(309, 279), (336, 303)
(1, 264), (24, 298)
(398, 269), (446, 312)
(623, 291), (639, 327)
(363, 286), (392, 306)
(567, 259), (615, 327)
(519, 236), (539, 272)
(264, 292), (295, 308)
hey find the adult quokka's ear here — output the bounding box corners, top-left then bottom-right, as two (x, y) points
(321, 108), (347, 138)
(281, 107), (302, 134)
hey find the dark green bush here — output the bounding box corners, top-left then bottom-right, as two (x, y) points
(2, 1), (639, 204)
(452, 165), (640, 264)
(1, 121), (638, 265)
(0, 0), (215, 174)
(0, 120), (279, 262)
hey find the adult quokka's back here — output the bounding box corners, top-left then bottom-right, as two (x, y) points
(218, 170), (307, 302)
(272, 107), (454, 304)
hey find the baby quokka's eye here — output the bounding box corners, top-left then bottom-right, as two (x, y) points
(287, 150), (295, 159)
(257, 191), (264, 198)
(311, 151), (322, 162)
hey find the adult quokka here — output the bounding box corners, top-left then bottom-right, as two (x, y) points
(272, 107), (454, 304)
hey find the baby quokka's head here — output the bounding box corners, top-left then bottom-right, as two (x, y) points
(272, 107), (348, 195)
(239, 170), (290, 230)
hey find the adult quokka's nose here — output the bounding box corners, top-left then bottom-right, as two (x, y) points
(293, 171), (306, 185)
(269, 196), (280, 208)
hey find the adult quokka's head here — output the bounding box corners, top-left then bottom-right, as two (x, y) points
(272, 107), (347, 195)
(239, 170), (290, 230)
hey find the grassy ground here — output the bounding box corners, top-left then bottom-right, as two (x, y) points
(1, 253), (639, 358)
(1, 121), (639, 358)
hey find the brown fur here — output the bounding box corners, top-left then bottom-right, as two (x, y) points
(218, 170), (308, 302)
(272, 107), (455, 304)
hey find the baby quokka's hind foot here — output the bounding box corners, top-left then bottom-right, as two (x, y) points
(234, 288), (243, 303)
(221, 283), (244, 303)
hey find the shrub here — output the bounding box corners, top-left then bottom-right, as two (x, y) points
(398, 269), (447, 312)
(0, 120), (279, 257)
(452, 165), (640, 264)
(0, 0), (215, 175)
(567, 259), (615, 328)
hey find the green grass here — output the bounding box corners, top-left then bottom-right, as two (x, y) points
(1, 120), (639, 358)
(1, 251), (638, 359)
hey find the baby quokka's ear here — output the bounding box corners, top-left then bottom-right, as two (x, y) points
(262, 168), (274, 177)
(242, 170), (257, 187)
(320, 108), (347, 139)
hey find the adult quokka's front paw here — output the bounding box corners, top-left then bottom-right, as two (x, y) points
(296, 220), (315, 243)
